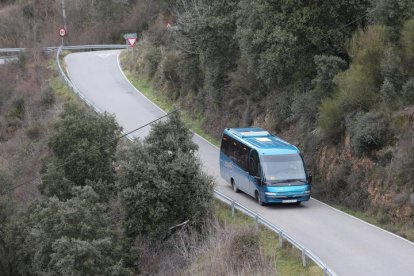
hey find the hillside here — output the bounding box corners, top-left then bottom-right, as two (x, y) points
(121, 0), (414, 239)
(0, 1), (323, 275)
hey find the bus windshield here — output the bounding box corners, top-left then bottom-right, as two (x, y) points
(261, 154), (306, 183)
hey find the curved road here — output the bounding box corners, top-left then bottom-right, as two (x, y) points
(66, 50), (414, 276)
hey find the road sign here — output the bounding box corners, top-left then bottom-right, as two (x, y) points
(123, 33), (137, 39)
(123, 33), (138, 47)
(127, 38), (137, 47)
(59, 27), (67, 37)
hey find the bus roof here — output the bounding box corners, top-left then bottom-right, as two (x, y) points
(224, 127), (299, 155)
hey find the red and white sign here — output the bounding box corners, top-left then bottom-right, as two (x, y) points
(59, 27), (67, 37)
(127, 38), (137, 47)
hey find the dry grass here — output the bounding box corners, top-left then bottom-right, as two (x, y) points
(180, 222), (276, 276)
(0, 52), (64, 202)
(134, 218), (277, 276)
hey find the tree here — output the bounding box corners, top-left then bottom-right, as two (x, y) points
(312, 55), (347, 99)
(117, 113), (214, 240)
(370, 0), (414, 29)
(175, 0), (240, 103)
(0, 170), (15, 276)
(236, 0), (370, 88)
(44, 103), (121, 200)
(7, 186), (130, 275)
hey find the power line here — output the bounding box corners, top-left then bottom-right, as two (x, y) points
(0, 109), (179, 197)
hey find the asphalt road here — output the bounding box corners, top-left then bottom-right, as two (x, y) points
(66, 50), (414, 276)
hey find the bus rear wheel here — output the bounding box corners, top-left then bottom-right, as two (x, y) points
(231, 179), (240, 193)
(255, 191), (265, 206)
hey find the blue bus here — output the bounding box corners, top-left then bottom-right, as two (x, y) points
(220, 127), (312, 205)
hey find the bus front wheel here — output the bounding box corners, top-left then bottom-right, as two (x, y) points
(231, 179), (240, 193)
(255, 191), (265, 206)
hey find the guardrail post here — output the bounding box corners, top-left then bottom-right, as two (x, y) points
(254, 215), (259, 232)
(231, 201), (235, 217)
(301, 248), (307, 267)
(279, 231), (284, 248)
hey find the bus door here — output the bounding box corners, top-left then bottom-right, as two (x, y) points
(248, 149), (262, 196)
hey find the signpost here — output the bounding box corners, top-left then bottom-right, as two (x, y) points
(123, 33), (138, 47)
(59, 28), (67, 37)
(59, 27), (67, 46)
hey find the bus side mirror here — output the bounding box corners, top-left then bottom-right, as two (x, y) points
(307, 175), (313, 184)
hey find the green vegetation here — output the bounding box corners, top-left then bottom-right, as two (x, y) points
(121, 0), (414, 239)
(117, 113), (214, 240)
(122, 69), (219, 146)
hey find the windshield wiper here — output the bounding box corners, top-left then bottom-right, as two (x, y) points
(285, 179), (307, 183)
(270, 179), (307, 184)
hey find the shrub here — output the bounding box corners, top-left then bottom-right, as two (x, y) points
(380, 46), (405, 89)
(312, 55), (347, 99)
(41, 87), (55, 107)
(117, 113), (214, 240)
(8, 97), (25, 120)
(12, 186), (131, 275)
(26, 123), (42, 140)
(154, 51), (180, 100)
(318, 97), (345, 141)
(348, 112), (390, 155)
(380, 78), (397, 103)
(370, 0), (414, 28)
(228, 227), (260, 266)
(401, 19), (414, 59)
(269, 91), (293, 131)
(402, 78), (414, 104)
(144, 46), (162, 79)
(46, 103), (121, 197)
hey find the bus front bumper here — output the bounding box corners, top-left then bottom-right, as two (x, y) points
(263, 192), (310, 203)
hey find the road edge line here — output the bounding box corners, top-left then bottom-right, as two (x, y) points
(116, 51), (414, 247)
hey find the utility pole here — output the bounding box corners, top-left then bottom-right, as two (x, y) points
(61, 0), (69, 45)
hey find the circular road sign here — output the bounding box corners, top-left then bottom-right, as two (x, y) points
(59, 28), (67, 37)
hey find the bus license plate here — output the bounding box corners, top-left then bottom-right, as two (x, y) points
(283, 199), (297, 203)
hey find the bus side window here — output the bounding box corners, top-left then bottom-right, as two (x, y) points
(249, 150), (261, 178)
(239, 145), (250, 172)
(221, 135), (230, 156)
(231, 141), (240, 164)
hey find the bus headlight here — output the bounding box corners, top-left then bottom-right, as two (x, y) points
(265, 192), (277, 196)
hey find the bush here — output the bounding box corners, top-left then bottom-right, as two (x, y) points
(8, 97), (25, 120)
(228, 227), (260, 266)
(26, 123), (43, 140)
(348, 112), (390, 155)
(144, 46), (162, 79)
(380, 78), (397, 103)
(46, 103), (121, 198)
(370, 0), (414, 28)
(41, 87), (55, 107)
(117, 113), (214, 240)
(402, 78), (414, 104)
(380, 46), (406, 89)
(312, 55), (347, 99)
(154, 51), (180, 100)
(269, 91), (293, 131)
(401, 19), (414, 59)
(318, 97), (345, 141)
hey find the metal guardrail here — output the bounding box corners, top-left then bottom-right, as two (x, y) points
(1, 44), (130, 53)
(54, 44), (337, 276)
(0, 48), (26, 53)
(214, 190), (337, 276)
